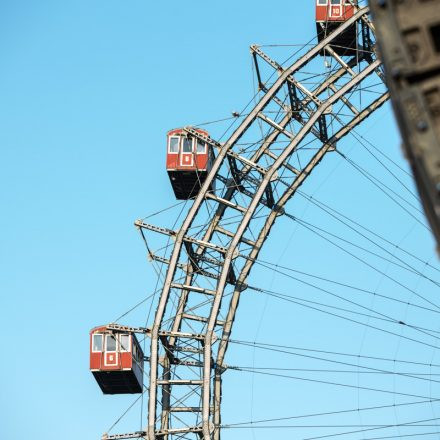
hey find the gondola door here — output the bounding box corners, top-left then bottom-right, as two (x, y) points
(180, 137), (194, 167)
(104, 333), (119, 367)
(330, 0), (343, 18)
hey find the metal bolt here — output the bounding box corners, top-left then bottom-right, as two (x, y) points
(377, 0), (387, 7)
(417, 120), (428, 132)
(391, 67), (402, 79)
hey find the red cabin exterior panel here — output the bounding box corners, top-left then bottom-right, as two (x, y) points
(90, 326), (143, 394)
(315, 1), (359, 56)
(316, 0), (356, 22)
(166, 128), (210, 172)
(166, 127), (215, 199)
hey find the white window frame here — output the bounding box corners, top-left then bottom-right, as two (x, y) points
(92, 333), (103, 352)
(105, 333), (118, 352)
(196, 139), (207, 154)
(168, 136), (180, 154)
(182, 137), (194, 153)
(119, 334), (131, 352)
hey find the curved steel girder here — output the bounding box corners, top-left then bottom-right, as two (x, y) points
(146, 7), (379, 440)
(163, 43), (379, 389)
(200, 58), (381, 439)
(211, 90), (389, 439)
(158, 113), (294, 436)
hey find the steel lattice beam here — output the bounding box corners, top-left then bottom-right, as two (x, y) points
(108, 6), (389, 440)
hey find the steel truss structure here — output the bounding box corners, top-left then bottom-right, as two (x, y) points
(105, 6), (389, 440)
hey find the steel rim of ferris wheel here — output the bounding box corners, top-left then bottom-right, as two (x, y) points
(102, 5), (391, 440)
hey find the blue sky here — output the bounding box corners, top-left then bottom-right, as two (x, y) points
(2, 1), (440, 440)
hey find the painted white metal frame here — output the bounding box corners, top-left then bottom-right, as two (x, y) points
(105, 7), (388, 440)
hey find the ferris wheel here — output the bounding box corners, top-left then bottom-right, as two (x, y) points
(88, 3), (440, 440)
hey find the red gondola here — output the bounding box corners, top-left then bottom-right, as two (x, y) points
(166, 127), (215, 200)
(316, 0), (358, 55)
(89, 326), (144, 394)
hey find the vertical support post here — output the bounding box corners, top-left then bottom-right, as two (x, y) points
(362, 19), (372, 55)
(318, 114), (329, 142)
(213, 372), (222, 440)
(160, 356), (171, 440)
(148, 330), (159, 440)
(252, 51), (264, 91)
(287, 81), (300, 114)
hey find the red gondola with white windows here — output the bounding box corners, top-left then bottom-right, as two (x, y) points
(316, 0), (358, 55)
(166, 127), (215, 200)
(90, 326), (144, 394)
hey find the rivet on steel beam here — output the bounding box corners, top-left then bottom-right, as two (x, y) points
(416, 120), (428, 132)
(391, 67), (402, 79)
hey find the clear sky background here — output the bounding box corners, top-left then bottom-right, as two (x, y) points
(2, 1), (440, 440)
